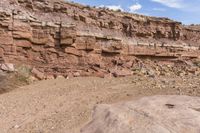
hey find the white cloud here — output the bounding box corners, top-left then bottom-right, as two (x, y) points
(129, 3), (142, 12)
(151, 0), (184, 8)
(99, 5), (124, 11)
(153, 8), (166, 11)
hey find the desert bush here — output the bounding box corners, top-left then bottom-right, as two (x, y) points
(0, 65), (31, 94)
(193, 59), (200, 67)
(0, 72), (9, 94)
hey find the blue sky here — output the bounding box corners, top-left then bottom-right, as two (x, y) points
(69, 0), (200, 24)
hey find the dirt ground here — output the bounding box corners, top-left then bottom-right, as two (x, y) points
(0, 75), (200, 133)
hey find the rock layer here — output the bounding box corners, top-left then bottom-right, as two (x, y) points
(81, 95), (200, 133)
(0, 0), (200, 78)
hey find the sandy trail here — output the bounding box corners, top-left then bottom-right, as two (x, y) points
(0, 76), (200, 133)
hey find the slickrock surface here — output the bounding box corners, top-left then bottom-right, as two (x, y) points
(0, 0), (200, 78)
(0, 76), (200, 133)
(81, 95), (200, 133)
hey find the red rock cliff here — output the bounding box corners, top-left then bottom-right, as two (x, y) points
(0, 0), (200, 78)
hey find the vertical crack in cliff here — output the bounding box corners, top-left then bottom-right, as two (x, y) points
(58, 21), (62, 49)
(171, 23), (178, 41)
(11, 9), (15, 56)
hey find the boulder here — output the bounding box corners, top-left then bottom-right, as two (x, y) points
(31, 68), (45, 80)
(46, 75), (55, 80)
(0, 63), (15, 72)
(56, 75), (65, 79)
(110, 69), (133, 77)
(81, 95), (200, 133)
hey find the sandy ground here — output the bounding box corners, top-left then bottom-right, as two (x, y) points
(0, 75), (200, 133)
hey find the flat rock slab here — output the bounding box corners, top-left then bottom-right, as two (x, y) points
(0, 63), (15, 72)
(81, 95), (200, 133)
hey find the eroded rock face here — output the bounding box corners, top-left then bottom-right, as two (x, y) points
(81, 95), (200, 133)
(0, 0), (200, 78)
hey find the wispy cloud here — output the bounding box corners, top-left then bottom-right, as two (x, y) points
(129, 3), (142, 12)
(151, 0), (184, 8)
(153, 7), (166, 11)
(151, 0), (200, 12)
(99, 5), (124, 11)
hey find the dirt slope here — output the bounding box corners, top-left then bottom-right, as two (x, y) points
(0, 76), (200, 133)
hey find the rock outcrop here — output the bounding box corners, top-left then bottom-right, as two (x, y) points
(81, 95), (200, 133)
(0, 0), (200, 78)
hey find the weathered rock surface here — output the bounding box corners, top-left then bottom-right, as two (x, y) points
(0, 63), (15, 72)
(0, 0), (200, 78)
(81, 95), (200, 133)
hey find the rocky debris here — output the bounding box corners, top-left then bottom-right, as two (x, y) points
(0, 63), (15, 72)
(31, 68), (45, 80)
(0, 0), (200, 78)
(81, 95), (200, 133)
(130, 58), (200, 77)
(46, 75), (55, 80)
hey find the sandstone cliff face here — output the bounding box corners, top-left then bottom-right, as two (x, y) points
(0, 0), (200, 78)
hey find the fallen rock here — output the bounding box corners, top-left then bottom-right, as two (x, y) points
(0, 63), (15, 72)
(46, 75), (55, 80)
(31, 68), (45, 80)
(73, 72), (81, 77)
(56, 75), (65, 79)
(110, 69), (133, 77)
(81, 95), (200, 133)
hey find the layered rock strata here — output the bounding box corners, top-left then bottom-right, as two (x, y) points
(0, 0), (200, 78)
